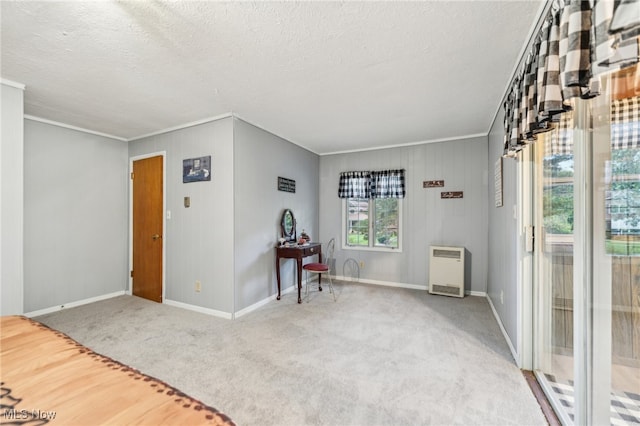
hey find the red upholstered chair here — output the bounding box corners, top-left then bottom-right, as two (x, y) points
(303, 238), (336, 302)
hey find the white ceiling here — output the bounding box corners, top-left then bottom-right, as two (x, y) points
(1, 1), (543, 155)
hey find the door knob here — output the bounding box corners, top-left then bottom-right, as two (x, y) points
(152, 234), (162, 241)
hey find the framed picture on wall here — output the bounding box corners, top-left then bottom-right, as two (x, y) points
(183, 155), (211, 183)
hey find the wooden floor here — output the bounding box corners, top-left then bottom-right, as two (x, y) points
(1, 316), (235, 426)
(523, 370), (562, 426)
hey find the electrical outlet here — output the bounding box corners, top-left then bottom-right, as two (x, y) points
(359, 261), (365, 269)
(500, 290), (504, 304)
(195, 280), (202, 292)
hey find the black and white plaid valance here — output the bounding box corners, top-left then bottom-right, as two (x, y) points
(371, 170), (406, 198)
(546, 109), (574, 157)
(611, 96), (640, 150)
(338, 171), (371, 198)
(338, 169), (405, 199)
(503, 0), (640, 157)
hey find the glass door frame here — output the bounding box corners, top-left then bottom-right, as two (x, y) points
(570, 102), (593, 426)
(530, 137), (578, 425)
(529, 89), (621, 425)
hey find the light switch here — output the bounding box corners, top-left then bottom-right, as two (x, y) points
(166, 210), (172, 219)
(184, 197), (190, 208)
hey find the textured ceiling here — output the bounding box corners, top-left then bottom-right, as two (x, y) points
(1, 1), (543, 154)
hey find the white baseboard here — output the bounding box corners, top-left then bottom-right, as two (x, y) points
(486, 294), (519, 366)
(164, 299), (232, 320)
(25, 291), (126, 318)
(334, 275), (429, 291)
(334, 276), (488, 297)
(233, 284), (298, 319)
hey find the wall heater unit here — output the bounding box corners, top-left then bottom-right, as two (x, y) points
(429, 245), (465, 298)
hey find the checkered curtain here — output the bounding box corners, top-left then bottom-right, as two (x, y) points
(546, 109), (574, 156)
(503, 0), (640, 157)
(370, 170), (406, 199)
(338, 171), (371, 198)
(338, 170), (406, 199)
(611, 96), (640, 150)
(593, 0), (640, 74)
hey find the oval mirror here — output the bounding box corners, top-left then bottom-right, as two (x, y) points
(281, 209), (296, 242)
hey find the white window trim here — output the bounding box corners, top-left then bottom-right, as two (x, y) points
(341, 198), (403, 253)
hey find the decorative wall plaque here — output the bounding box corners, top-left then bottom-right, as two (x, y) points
(277, 177), (296, 193)
(441, 191), (463, 199)
(423, 180), (445, 188)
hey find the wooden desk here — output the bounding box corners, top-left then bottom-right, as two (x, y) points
(275, 243), (322, 303)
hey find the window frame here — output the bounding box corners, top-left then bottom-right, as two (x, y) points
(341, 198), (403, 253)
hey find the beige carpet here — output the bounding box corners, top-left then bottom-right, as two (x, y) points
(35, 281), (546, 425)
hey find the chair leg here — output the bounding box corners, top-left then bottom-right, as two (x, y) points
(327, 273), (336, 302)
(304, 271), (335, 302)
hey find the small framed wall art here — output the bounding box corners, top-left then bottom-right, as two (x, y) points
(183, 156), (211, 183)
(278, 176), (296, 193)
(441, 191), (463, 199)
(423, 180), (445, 188)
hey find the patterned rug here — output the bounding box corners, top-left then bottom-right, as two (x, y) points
(544, 373), (640, 425)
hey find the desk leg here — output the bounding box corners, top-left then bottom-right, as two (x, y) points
(296, 258), (303, 304)
(275, 256), (281, 300)
(317, 249), (323, 292)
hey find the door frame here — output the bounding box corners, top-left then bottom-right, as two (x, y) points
(128, 151), (167, 302)
(518, 147), (534, 370)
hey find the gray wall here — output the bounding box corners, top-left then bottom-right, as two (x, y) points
(128, 118), (235, 313)
(23, 120), (129, 312)
(233, 118), (319, 311)
(319, 137), (489, 293)
(1, 82), (24, 315)
(487, 108), (519, 348)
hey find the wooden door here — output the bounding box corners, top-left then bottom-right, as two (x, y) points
(132, 156), (163, 302)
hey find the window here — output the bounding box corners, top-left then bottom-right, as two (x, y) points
(338, 169), (404, 252)
(343, 197), (401, 251)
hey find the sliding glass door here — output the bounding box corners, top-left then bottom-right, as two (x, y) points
(533, 109), (577, 424)
(595, 65), (640, 425)
(533, 64), (640, 424)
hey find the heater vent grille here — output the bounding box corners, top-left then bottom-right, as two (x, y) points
(433, 249), (461, 259)
(428, 245), (465, 298)
(432, 284), (461, 295)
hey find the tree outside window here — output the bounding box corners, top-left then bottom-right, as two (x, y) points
(345, 198), (399, 249)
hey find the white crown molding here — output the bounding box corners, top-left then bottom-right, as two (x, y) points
(24, 115), (128, 141)
(22, 109), (489, 155)
(128, 113), (233, 141)
(489, 0), (552, 134)
(231, 112), (319, 155)
(321, 132), (488, 156)
(1, 78), (26, 90)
